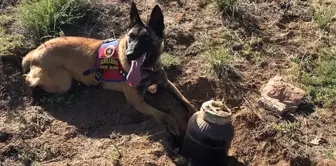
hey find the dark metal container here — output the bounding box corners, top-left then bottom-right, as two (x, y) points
(180, 100), (234, 166)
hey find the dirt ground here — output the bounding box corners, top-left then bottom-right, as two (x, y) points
(1, 0), (336, 166)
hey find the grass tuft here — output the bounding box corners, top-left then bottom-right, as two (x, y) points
(324, 151), (334, 160)
(202, 47), (235, 79)
(174, 155), (187, 165)
(18, 0), (90, 41)
(0, 14), (15, 26)
(0, 13), (34, 60)
(213, 0), (237, 12)
(0, 33), (26, 56)
(300, 46), (336, 107)
(198, 0), (237, 12)
(161, 53), (181, 69)
(273, 121), (299, 134)
(197, 0), (212, 7)
(314, 5), (336, 30)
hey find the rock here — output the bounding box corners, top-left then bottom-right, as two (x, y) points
(232, 43), (243, 51)
(258, 76), (306, 115)
(0, 132), (12, 142)
(329, 23), (336, 34)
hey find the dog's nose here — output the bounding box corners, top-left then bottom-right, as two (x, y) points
(126, 54), (131, 60)
(126, 52), (134, 60)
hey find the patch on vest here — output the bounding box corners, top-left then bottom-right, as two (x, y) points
(95, 40), (125, 82)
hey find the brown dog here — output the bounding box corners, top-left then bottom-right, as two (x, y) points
(21, 2), (197, 135)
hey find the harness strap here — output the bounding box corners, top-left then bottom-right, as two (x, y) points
(82, 68), (104, 83)
(82, 68), (102, 76)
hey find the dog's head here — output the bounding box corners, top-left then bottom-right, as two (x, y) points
(124, 2), (165, 87)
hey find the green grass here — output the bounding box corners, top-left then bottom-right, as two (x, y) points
(325, 150), (334, 160)
(161, 53), (181, 68)
(202, 47), (234, 79)
(0, 14), (15, 26)
(18, 0), (90, 41)
(0, 32), (26, 56)
(0, 15), (22, 57)
(314, 5), (336, 30)
(273, 121), (299, 134)
(213, 0), (237, 12)
(31, 162), (42, 166)
(0, 13), (33, 59)
(198, 0), (237, 12)
(173, 156), (187, 165)
(197, 0), (212, 7)
(109, 144), (121, 164)
(241, 37), (266, 63)
(300, 46), (336, 107)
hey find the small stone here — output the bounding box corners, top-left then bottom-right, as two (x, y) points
(232, 43), (243, 51)
(0, 132), (12, 142)
(112, 159), (120, 166)
(286, 31), (294, 38)
(260, 61), (268, 68)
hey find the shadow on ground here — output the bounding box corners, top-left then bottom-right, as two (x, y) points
(27, 74), (243, 166)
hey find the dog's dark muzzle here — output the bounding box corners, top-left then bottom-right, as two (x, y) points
(126, 49), (147, 61)
(126, 52), (136, 60)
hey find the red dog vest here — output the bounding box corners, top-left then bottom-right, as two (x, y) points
(83, 38), (153, 84)
(94, 39), (126, 82)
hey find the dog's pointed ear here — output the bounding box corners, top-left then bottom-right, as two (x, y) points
(148, 4), (164, 37)
(130, 2), (143, 26)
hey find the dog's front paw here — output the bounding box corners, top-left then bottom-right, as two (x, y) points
(161, 114), (181, 137)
